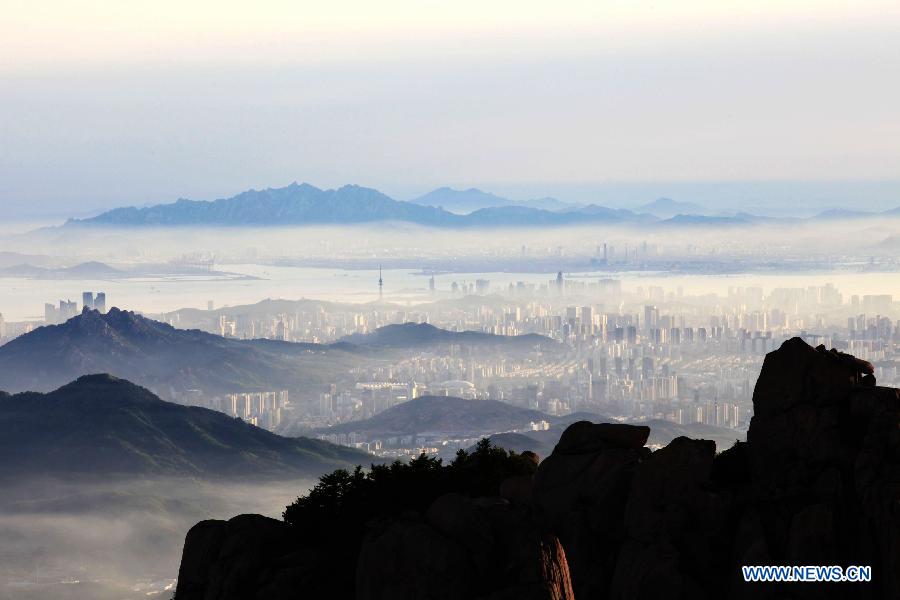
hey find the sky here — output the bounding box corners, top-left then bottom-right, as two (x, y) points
(1, 1), (899, 218)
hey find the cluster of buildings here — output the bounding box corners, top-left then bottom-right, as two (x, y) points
(166, 279), (900, 452)
(0, 312), (34, 344)
(183, 390), (289, 431)
(43, 291), (107, 324)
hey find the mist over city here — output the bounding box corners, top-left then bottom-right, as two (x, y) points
(2, 2), (899, 600)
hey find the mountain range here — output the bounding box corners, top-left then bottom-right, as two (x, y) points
(65, 182), (900, 229)
(0, 310), (552, 398)
(339, 322), (554, 349)
(62, 183), (673, 228)
(0, 307), (355, 397)
(0, 374), (367, 478)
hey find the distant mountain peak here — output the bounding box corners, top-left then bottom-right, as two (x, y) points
(54, 372), (163, 405)
(70, 372), (130, 386)
(0, 308), (299, 395)
(0, 375), (368, 478)
(286, 181), (320, 190)
(411, 187), (511, 214)
(637, 197), (708, 218)
(321, 394), (549, 437)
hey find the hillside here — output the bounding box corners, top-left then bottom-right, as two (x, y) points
(0, 374), (368, 478)
(321, 396), (548, 437)
(340, 322), (554, 349)
(0, 307), (355, 396)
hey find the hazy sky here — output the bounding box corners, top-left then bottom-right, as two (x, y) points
(2, 1), (899, 217)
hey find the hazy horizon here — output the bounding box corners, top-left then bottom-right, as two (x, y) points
(3, 1), (899, 219)
(4, 179), (900, 223)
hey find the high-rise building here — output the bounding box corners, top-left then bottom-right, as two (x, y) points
(319, 393), (334, 418)
(642, 356), (654, 380)
(58, 300), (78, 321)
(581, 306), (594, 333)
(626, 326), (638, 345)
(644, 305), (659, 331)
(94, 292), (106, 313)
(82, 292), (94, 311)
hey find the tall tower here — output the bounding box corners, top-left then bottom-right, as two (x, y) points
(378, 265), (383, 301)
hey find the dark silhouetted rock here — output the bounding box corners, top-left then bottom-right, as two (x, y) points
(533, 423), (651, 598)
(175, 514), (296, 600)
(732, 338), (900, 599)
(553, 421), (650, 454)
(610, 437), (729, 600)
(500, 474), (535, 503)
(357, 494), (574, 600)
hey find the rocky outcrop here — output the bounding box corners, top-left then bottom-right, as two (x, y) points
(174, 337), (899, 600)
(175, 515), (299, 600)
(176, 501), (572, 600)
(357, 494), (573, 600)
(531, 422), (650, 598)
(741, 339), (900, 599)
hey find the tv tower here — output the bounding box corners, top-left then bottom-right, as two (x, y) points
(378, 265), (383, 301)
